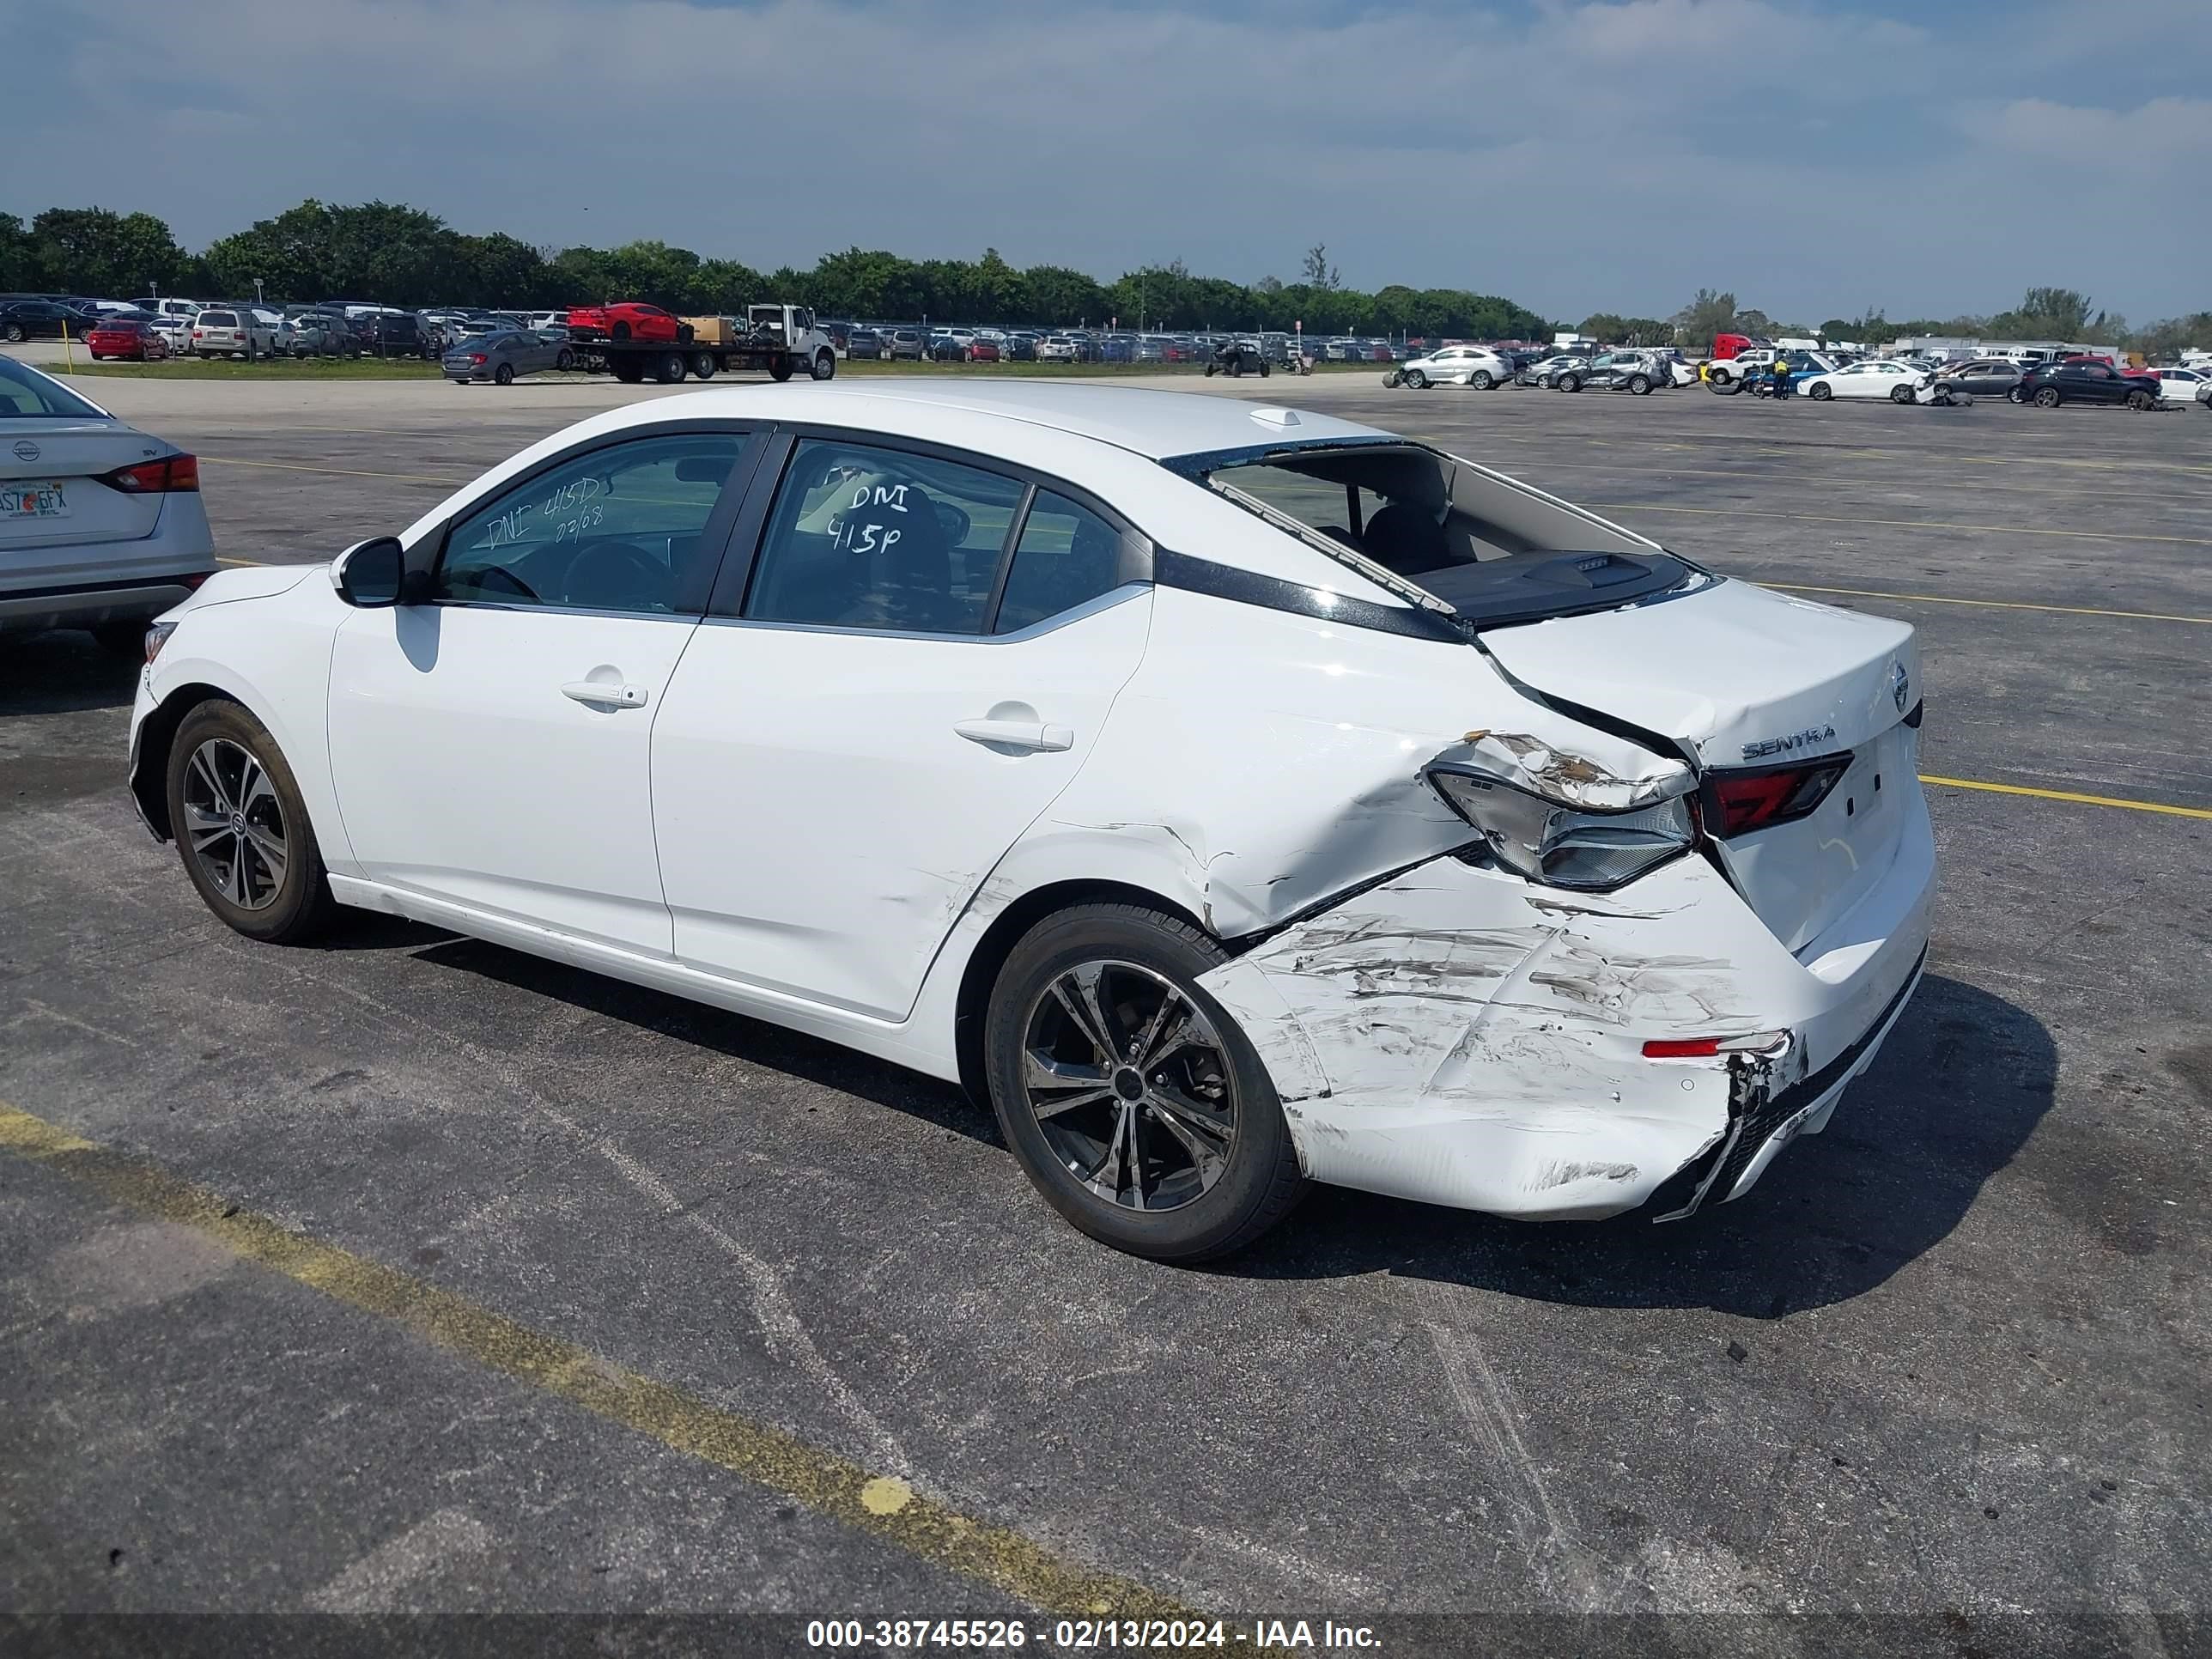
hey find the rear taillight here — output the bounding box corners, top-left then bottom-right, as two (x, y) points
(179, 571), (213, 590)
(1701, 757), (1851, 839)
(100, 454), (200, 494)
(470, 353), (487, 365)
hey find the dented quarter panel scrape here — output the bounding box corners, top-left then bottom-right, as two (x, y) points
(1197, 811), (1934, 1218)
(1034, 585), (1683, 940)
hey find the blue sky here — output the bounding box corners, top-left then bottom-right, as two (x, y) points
(14, 0), (2212, 324)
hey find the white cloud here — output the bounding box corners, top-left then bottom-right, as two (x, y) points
(12, 0), (2212, 323)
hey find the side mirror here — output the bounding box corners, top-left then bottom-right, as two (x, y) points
(332, 537), (406, 607)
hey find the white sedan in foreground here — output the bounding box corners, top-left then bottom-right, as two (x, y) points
(130, 384), (1934, 1261)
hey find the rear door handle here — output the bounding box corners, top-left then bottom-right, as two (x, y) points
(562, 680), (648, 709)
(955, 719), (1073, 753)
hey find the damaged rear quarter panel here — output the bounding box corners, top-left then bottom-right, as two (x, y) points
(1038, 586), (1682, 940)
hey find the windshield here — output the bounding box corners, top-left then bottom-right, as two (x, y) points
(1183, 441), (1703, 629)
(0, 357), (106, 419)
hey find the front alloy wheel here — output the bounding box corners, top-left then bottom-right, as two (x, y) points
(180, 738), (289, 911)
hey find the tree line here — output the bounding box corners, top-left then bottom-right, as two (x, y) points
(0, 203), (1547, 338)
(7, 201), (2205, 352)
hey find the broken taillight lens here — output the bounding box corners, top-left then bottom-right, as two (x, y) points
(1642, 1030), (1789, 1059)
(1701, 757), (1851, 839)
(1430, 765), (1698, 893)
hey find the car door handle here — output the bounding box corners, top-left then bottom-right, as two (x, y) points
(954, 719), (1073, 753)
(562, 680), (648, 709)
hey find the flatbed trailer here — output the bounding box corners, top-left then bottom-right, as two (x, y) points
(571, 334), (838, 385)
(569, 304), (839, 386)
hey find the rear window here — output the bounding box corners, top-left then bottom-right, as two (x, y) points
(0, 357), (106, 419)
(198, 311), (238, 326)
(1187, 442), (1700, 629)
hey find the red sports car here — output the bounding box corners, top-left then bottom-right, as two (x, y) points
(86, 318), (170, 362)
(563, 302), (684, 343)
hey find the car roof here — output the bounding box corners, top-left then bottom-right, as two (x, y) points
(602, 380), (1391, 461)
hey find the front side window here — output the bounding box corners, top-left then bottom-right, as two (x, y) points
(435, 431), (745, 613)
(744, 439), (1025, 635)
(995, 491), (1125, 634)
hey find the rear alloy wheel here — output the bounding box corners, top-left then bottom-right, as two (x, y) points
(1891, 384), (1915, 404)
(1629, 374), (1652, 394)
(655, 350), (687, 384)
(1808, 382), (1832, 401)
(1557, 373), (1582, 392)
(1405, 368), (1428, 389)
(2034, 386), (2061, 408)
(2006, 386), (2025, 404)
(165, 701), (337, 945)
(985, 904), (1305, 1261)
(1471, 370), (1494, 389)
(3, 323), (24, 343)
(811, 349), (836, 380)
(494, 362), (514, 386)
(556, 349), (574, 372)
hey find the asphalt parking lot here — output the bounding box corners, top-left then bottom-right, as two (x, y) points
(4, 368), (2209, 1654)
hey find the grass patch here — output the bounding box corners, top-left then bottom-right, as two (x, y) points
(52, 356), (444, 380)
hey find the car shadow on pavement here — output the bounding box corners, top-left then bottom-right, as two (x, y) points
(0, 630), (140, 716)
(1234, 972), (2055, 1316)
(382, 933), (1002, 1141)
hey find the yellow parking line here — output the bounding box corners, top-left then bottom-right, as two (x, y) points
(1920, 775), (2212, 820)
(0, 1099), (1195, 1621)
(200, 455), (471, 485)
(1771, 584), (2212, 625)
(1591, 501), (2212, 547)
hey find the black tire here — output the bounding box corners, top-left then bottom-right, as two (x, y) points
(611, 358), (646, 384)
(811, 349), (836, 381)
(1471, 370), (1493, 389)
(611, 321), (633, 342)
(1890, 384), (1914, 404)
(1258, 360), (1270, 377)
(984, 903), (1306, 1261)
(690, 352), (717, 380)
(1557, 373), (1581, 392)
(1708, 367), (1733, 388)
(556, 349), (574, 372)
(1808, 382), (1832, 400)
(494, 362), (514, 386)
(2034, 386), (2060, 408)
(769, 356), (794, 383)
(163, 699), (338, 945)
(1226, 360), (1242, 378)
(1204, 362), (1218, 378)
(2126, 389), (2153, 410)
(1405, 368), (1428, 389)
(1628, 374), (1651, 394)
(2007, 386), (2025, 404)
(676, 323), (695, 345)
(3, 323), (24, 343)
(90, 621), (147, 659)
(654, 351), (687, 384)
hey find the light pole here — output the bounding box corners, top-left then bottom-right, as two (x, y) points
(254, 278), (264, 305)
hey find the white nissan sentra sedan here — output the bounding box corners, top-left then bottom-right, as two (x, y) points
(129, 383), (1934, 1261)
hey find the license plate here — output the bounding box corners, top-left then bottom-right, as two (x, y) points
(1, 481), (70, 520)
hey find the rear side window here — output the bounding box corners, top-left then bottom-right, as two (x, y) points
(995, 491), (1125, 633)
(744, 439), (1025, 635)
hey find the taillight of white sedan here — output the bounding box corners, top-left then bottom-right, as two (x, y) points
(129, 383), (1934, 1261)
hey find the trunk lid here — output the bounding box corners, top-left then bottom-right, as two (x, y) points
(1481, 578), (1920, 954)
(0, 419), (168, 552)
